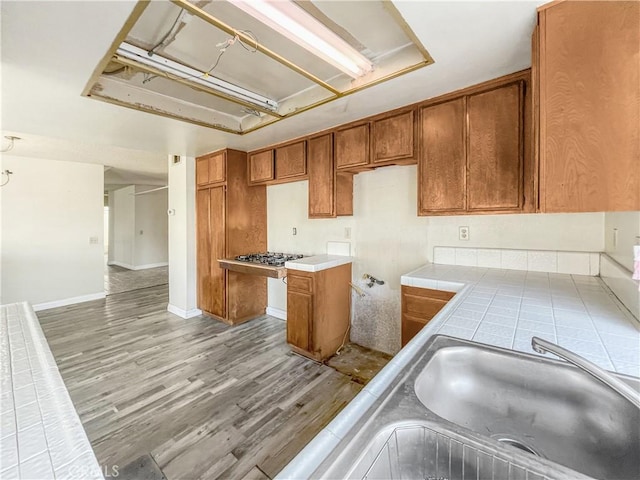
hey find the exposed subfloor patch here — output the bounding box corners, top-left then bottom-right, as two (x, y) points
(326, 343), (393, 385)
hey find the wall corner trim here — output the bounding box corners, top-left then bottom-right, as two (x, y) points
(266, 306), (287, 320)
(167, 304), (202, 319)
(32, 292), (106, 312)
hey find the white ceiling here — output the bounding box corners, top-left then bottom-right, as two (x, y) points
(0, 0), (544, 181)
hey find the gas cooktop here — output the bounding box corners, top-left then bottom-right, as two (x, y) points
(235, 252), (304, 267)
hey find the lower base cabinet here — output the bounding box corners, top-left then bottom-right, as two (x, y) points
(401, 286), (455, 346)
(286, 263), (352, 361)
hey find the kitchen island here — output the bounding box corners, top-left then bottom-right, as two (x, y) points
(277, 262), (640, 479)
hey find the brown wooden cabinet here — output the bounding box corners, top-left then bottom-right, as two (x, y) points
(308, 133), (354, 218)
(286, 263), (352, 361)
(335, 123), (369, 171)
(372, 109), (415, 164)
(248, 150), (274, 184)
(418, 98), (466, 213)
(418, 71), (532, 216)
(275, 141), (306, 179)
(196, 152), (225, 187)
(196, 149), (267, 324)
(467, 82), (524, 211)
(401, 286), (454, 346)
(308, 133), (335, 218)
(536, 1), (640, 212)
(248, 140), (307, 185)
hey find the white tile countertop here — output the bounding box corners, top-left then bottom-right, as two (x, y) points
(285, 254), (353, 272)
(277, 263), (640, 479)
(0, 302), (102, 480)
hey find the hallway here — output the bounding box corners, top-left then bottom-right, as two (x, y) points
(104, 264), (168, 295)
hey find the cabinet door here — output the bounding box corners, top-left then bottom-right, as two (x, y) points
(335, 123), (369, 170)
(275, 141), (306, 179)
(467, 82), (523, 211)
(308, 133), (335, 218)
(196, 153), (225, 186)
(196, 188), (213, 313)
(540, 1), (639, 212)
(401, 286), (454, 346)
(248, 150), (274, 184)
(208, 186), (226, 318)
(418, 99), (466, 214)
(287, 290), (312, 352)
(207, 152), (225, 184)
(372, 110), (415, 163)
(402, 314), (428, 347)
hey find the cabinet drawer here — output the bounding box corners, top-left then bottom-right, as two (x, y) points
(403, 294), (448, 319)
(287, 273), (313, 293)
(402, 286), (456, 301)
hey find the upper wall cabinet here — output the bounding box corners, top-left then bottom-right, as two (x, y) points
(336, 109), (417, 173)
(335, 123), (370, 171)
(536, 1), (639, 212)
(418, 98), (466, 213)
(196, 151), (226, 187)
(248, 140), (307, 185)
(418, 72), (532, 216)
(371, 110), (415, 164)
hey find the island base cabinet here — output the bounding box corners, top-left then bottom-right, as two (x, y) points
(401, 286), (455, 346)
(286, 263), (352, 361)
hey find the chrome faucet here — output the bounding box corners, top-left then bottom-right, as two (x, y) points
(532, 337), (640, 409)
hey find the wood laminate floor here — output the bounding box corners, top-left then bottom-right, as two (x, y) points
(104, 264), (168, 295)
(37, 285), (372, 480)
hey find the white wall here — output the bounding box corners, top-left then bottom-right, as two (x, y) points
(110, 185), (168, 269)
(268, 165), (606, 354)
(0, 155), (104, 307)
(167, 155), (199, 318)
(134, 186), (168, 267)
(601, 211), (640, 320)
(111, 185), (135, 267)
(604, 211), (640, 271)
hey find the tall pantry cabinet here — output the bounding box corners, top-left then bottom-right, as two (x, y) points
(535, 1), (639, 212)
(196, 149), (267, 324)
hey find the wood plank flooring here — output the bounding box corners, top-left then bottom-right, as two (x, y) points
(36, 285), (366, 479)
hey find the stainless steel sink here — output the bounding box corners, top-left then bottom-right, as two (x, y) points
(343, 421), (553, 480)
(414, 340), (640, 480)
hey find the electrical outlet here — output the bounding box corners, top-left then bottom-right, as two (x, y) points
(613, 228), (618, 248)
(292, 227), (297, 236)
(459, 226), (470, 241)
(89, 236), (99, 245)
(344, 227), (351, 239)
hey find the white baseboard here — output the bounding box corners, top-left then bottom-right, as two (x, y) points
(108, 261), (168, 271)
(133, 262), (168, 270)
(167, 304), (202, 319)
(33, 292), (106, 312)
(266, 306), (287, 320)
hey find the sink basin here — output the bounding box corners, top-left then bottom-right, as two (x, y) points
(414, 339), (640, 480)
(341, 421), (552, 480)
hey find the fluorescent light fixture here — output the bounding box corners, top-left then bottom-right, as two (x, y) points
(227, 0), (373, 79)
(115, 42), (279, 112)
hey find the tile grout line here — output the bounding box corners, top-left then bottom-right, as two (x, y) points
(570, 275), (617, 371)
(21, 306), (57, 477)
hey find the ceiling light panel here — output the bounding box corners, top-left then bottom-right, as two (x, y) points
(84, 0), (432, 134)
(227, 0), (373, 79)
